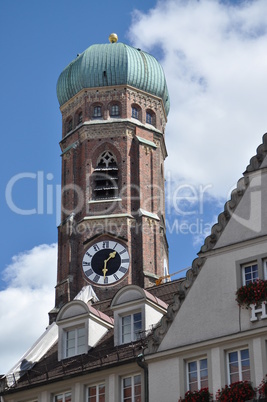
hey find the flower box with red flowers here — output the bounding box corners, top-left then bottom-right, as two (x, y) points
(258, 375), (267, 399)
(236, 279), (267, 309)
(178, 387), (212, 402)
(216, 381), (255, 402)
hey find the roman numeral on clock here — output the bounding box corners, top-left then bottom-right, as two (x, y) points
(119, 267), (127, 274)
(85, 268), (93, 276)
(93, 274), (100, 283)
(113, 273), (119, 281)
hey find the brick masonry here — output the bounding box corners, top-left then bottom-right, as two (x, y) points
(52, 85), (169, 315)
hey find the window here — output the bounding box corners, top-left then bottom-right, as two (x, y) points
(66, 118), (73, 133)
(146, 111), (152, 124)
(88, 384), (105, 402)
(242, 262), (258, 286)
(110, 104), (119, 117)
(64, 326), (86, 358)
(93, 151), (118, 200)
(93, 106), (102, 118)
(78, 111), (83, 125)
(132, 107), (139, 119)
(54, 392), (72, 402)
(122, 374), (141, 402)
(264, 259), (267, 279)
(187, 358), (208, 392)
(227, 348), (250, 383)
(121, 312), (142, 344)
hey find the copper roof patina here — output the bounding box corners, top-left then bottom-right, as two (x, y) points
(56, 41), (170, 115)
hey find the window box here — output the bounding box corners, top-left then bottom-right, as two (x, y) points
(178, 388), (212, 402)
(236, 279), (267, 308)
(216, 381), (255, 402)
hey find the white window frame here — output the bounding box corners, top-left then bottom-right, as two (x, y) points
(87, 383), (105, 402)
(120, 311), (142, 344)
(242, 262), (258, 286)
(121, 374), (141, 402)
(264, 259), (267, 280)
(186, 357), (208, 391)
(64, 325), (86, 358)
(54, 391), (72, 402)
(227, 348), (250, 384)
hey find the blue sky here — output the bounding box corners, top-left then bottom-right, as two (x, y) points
(1, 0), (267, 373)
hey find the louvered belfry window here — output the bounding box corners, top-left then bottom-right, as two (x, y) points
(93, 151), (119, 200)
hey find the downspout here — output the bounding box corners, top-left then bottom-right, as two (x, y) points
(137, 354), (149, 402)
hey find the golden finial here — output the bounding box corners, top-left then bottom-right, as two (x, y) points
(109, 33), (118, 43)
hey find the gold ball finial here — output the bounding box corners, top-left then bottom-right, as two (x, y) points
(109, 33), (118, 43)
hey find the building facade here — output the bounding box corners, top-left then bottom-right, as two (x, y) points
(1, 35), (267, 402)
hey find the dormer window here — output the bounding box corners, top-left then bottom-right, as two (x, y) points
(93, 151), (119, 200)
(121, 312), (142, 343)
(64, 326), (86, 358)
(93, 106), (102, 118)
(111, 285), (167, 346)
(56, 299), (113, 361)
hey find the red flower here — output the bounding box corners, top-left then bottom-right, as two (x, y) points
(179, 387), (212, 402)
(258, 375), (267, 397)
(216, 381), (255, 402)
(236, 279), (267, 308)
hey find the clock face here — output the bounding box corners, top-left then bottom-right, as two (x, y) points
(82, 240), (130, 285)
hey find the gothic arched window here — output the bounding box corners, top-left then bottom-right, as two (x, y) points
(93, 151), (119, 200)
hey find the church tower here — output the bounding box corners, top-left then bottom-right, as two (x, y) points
(53, 34), (170, 312)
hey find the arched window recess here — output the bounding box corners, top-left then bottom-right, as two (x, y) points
(93, 151), (119, 200)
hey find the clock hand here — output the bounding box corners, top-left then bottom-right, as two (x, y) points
(102, 251), (117, 279)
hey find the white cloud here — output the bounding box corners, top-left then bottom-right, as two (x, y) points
(129, 0), (267, 199)
(0, 244), (57, 374)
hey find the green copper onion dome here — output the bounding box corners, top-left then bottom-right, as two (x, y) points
(56, 38), (170, 115)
